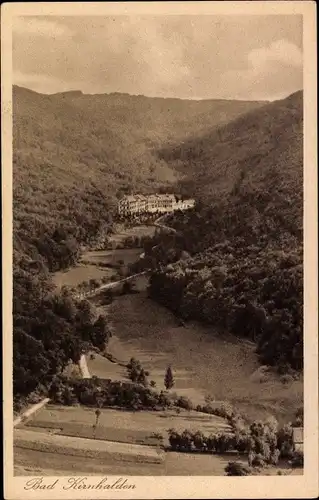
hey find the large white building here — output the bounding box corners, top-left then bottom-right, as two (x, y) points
(118, 193), (195, 217)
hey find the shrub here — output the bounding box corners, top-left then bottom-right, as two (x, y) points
(126, 357), (150, 386)
(251, 453), (266, 467)
(292, 406), (303, 427)
(158, 390), (171, 408)
(225, 461), (251, 476)
(122, 281), (133, 295)
(277, 423), (294, 458)
(175, 396), (193, 410)
(168, 429), (181, 451)
(291, 450), (304, 468)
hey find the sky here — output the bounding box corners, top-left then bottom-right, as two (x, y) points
(12, 15), (303, 101)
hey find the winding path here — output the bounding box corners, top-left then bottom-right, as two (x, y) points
(81, 271), (147, 299)
(79, 353), (91, 379)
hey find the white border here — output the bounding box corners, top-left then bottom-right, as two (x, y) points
(2, 2), (318, 499)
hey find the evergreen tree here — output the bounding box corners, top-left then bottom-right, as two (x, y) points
(164, 366), (174, 390)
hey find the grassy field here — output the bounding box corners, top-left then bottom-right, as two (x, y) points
(86, 351), (127, 380)
(14, 428), (164, 464)
(82, 248), (142, 266)
(14, 446), (231, 476)
(52, 264), (114, 288)
(21, 405), (231, 445)
(15, 444), (301, 477)
(14, 404), (232, 476)
(104, 292), (303, 424)
(108, 225), (156, 246)
(53, 243), (147, 289)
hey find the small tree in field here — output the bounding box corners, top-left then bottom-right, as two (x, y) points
(164, 366), (175, 390)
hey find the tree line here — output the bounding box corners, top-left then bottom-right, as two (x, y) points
(147, 186), (302, 373)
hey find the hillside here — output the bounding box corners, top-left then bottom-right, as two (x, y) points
(160, 91), (302, 228)
(149, 91), (303, 372)
(12, 85), (266, 405)
(13, 85), (265, 266)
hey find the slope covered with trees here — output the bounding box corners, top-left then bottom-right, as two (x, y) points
(149, 91), (303, 373)
(13, 86), (264, 405)
(13, 85), (265, 263)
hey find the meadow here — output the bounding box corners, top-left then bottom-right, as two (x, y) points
(22, 405), (230, 444)
(52, 264), (114, 288)
(103, 292), (303, 424)
(14, 404), (231, 475)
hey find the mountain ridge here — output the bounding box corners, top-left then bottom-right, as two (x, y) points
(13, 84), (274, 103)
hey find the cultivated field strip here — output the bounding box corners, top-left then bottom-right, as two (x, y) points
(14, 429), (165, 464)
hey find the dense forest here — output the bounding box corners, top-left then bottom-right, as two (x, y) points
(13, 85), (264, 264)
(149, 91), (303, 373)
(13, 86), (264, 405)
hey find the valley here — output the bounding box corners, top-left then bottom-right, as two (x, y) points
(13, 87), (304, 477)
(14, 219), (302, 476)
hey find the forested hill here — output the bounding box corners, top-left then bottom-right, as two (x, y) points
(149, 91), (303, 373)
(12, 85), (266, 406)
(160, 90), (302, 228)
(13, 85), (265, 266)
(160, 90), (303, 246)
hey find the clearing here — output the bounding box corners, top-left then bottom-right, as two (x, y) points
(100, 291), (303, 424)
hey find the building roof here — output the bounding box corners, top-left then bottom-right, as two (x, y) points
(125, 195), (137, 202)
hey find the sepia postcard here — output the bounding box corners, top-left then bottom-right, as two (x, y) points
(1, 1), (318, 499)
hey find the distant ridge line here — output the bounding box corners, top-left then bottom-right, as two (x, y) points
(13, 84), (274, 103)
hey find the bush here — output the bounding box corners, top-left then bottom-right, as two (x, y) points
(277, 423), (294, 458)
(225, 461), (251, 476)
(167, 428), (235, 454)
(292, 406), (303, 427)
(48, 375), (174, 411)
(126, 357), (150, 386)
(251, 453), (266, 468)
(175, 396), (193, 410)
(291, 450), (304, 468)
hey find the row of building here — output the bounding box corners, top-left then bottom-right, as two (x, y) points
(118, 193), (195, 216)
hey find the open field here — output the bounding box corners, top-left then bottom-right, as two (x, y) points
(53, 245), (145, 289)
(14, 428), (164, 464)
(15, 446), (301, 477)
(14, 446), (232, 476)
(14, 404), (232, 475)
(20, 405), (231, 445)
(104, 292), (303, 424)
(108, 224), (156, 246)
(82, 248), (142, 266)
(86, 351), (127, 380)
(52, 264), (115, 288)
